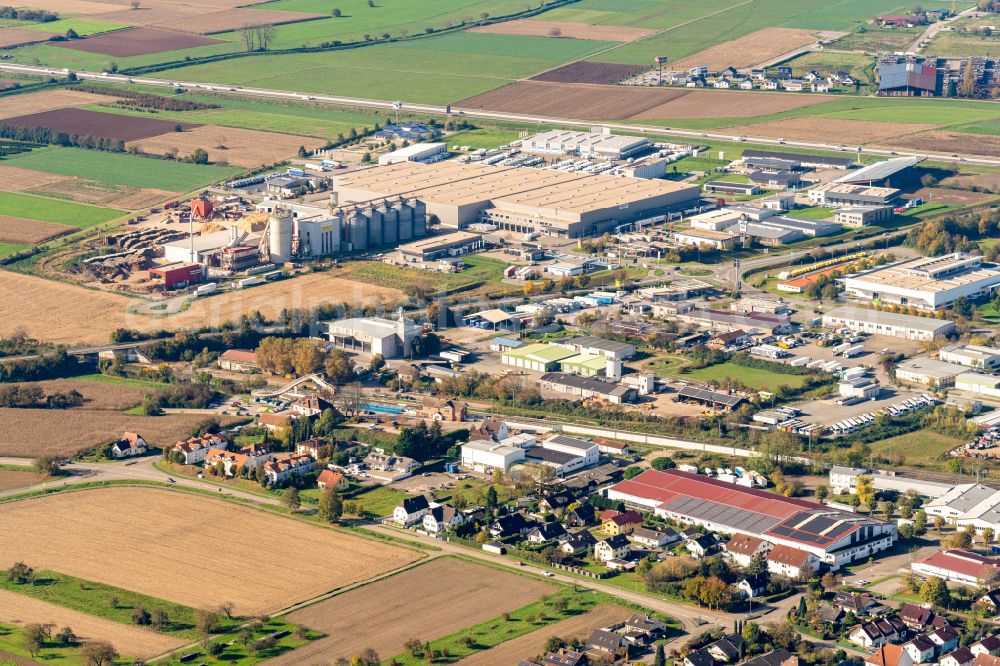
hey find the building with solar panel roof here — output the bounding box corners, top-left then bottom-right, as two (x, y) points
(607, 469), (896, 570)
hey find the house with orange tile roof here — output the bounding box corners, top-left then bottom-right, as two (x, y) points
(172, 434), (229, 465)
(204, 444), (274, 477)
(218, 349), (258, 372)
(317, 469), (348, 492)
(263, 454), (316, 485)
(866, 644), (913, 666)
(111, 432), (148, 459)
(766, 544), (820, 578)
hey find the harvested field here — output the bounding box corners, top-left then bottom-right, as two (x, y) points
(0, 409), (244, 457)
(0, 470), (48, 492)
(89, 4), (324, 33)
(130, 125), (323, 168)
(2, 108), (200, 143)
(0, 269), (403, 345)
(56, 26), (225, 56)
(673, 28), (819, 71)
(940, 172), (1000, 193)
(0, 216), (74, 244)
(176, 8), (326, 34)
(105, 187), (178, 209)
(0, 487), (419, 614)
(910, 187), (996, 206)
(0, 165), (72, 192)
(458, 81), (825, 120)
(532, 61), (646, 84)
(0, 27), (54, 48)
(0, 590), (184, 658)
(458, 604), (633, 666)
(26, 178), (140, 207)
(886, 131), (1000, 158)
(471, 19), (656, 42)
(721, 117), (935, 144)
(0, 89), (107, 121)
(0, 0), (119, 14)
(9, 377), (150, 410)
(275, 558), (554, 665)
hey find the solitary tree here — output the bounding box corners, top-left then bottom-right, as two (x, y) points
(81, 641), (118, 666)
(318, 487), (343, 523)
(332, 7), (341, 16)
(920, 576), (951, 609)
(283, 487), (302, 511)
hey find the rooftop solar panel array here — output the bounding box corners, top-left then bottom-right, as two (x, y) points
(664, 496), (782, 534)
(677, 386), (744, 407)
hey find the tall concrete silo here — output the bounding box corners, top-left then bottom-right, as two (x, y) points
(268, 207), (294, 264)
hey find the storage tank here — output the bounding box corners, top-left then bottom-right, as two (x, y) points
(346, 208), (369, 251)
(397, 198), (414, 241)
(382, 199), (399, 246)
(412, 199), (427, 237)
(268, 207), (293, 264)
(367, 202), (385, 248)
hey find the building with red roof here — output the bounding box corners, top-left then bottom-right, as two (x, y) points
(607, 469), (895, 570)
(912, 549), (1000, 586)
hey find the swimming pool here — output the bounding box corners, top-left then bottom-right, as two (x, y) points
(364, 404), (405, 415)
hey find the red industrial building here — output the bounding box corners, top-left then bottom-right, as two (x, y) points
(191, 198), (214, 219)
(149, 263), (204, 289)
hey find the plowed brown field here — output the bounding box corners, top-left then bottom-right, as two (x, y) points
(458, 81), (825, 120)
(0, 409), (244, 457)
(274, 558), (555, 665)
(0, 470), (49, 491)
(0, 216), (74, 244)
(458, 604), (633, 666)
(0, 590), (184, 658)
(56, 26), (225, 56)
(0, 487), (420, 614)
(721, 117), (934, 143)
(0, 27), (54, 48)
(886, 131), (1000, 157)
(2, 108), (199, 142)
(130, 125), (323, 168)
(673, 28), (818, 70)
(471, 19), (656, 41)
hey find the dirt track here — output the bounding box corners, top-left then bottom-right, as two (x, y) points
(0, 487), (420, 615)
(276, 558), (555, 665)
(0, 589), (185, 658)
(673, 28), (818, 70)
(471, 19), (656, 41)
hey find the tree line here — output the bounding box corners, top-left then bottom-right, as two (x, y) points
(0, 6), (57, 21)
(72, 85), (220, 111)
(0, 123), (126, 153)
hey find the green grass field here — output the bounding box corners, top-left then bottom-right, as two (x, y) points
(0, 570), (240, 640)
(156, 32), (615, 104)
(645, 357), (809, 391)
(929, 30), (1000, 57)
(869, 429), (965, 469)
(3, 148), (242, 192)
(0, 242), (29, 258)
(340, 254), (507, 292)
(831, 26), (921, 53)
(0, 191), (123, 227)
(350, 485), (410, 517)
(24, 18), (129, 35)
(793, 207), (835, 219)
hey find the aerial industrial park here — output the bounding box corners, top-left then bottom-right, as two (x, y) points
(6, 1), (1000, 665)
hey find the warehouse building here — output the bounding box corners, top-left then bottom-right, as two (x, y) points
(877, 60), (939, 96)
(149, 262), (204, 289)
(673, 228), (738, 250)
(325, 312), (423, 358)
(607, 469), (896, 569)
(163, 228), (262, 266)
(740, 150), (853, 170)
(842, 253), (1000, 311)
(460, 439), (525, 473)
(808, 183), (901, 207)
(835, 156), (925, 186)
(940, 344), (1000, 370)
(398, 230), (483, 261)
(822, 306), (955, 341)
(554, 336), (636, 360)
(538, 372), (637, 404)
(332, 161), (699, 238)
(828, 466), (954, 498)
(835, 206), (894, 227)
(520, 129), (650, 159)
(894, 357), (964, 388)
(703, 181), (762, 195)
(378, 142), (446, 166)
(955, 372), (1000, 398)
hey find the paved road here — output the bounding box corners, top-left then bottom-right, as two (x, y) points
(908, 8), (977, 54)
(2, 64), (999, 168)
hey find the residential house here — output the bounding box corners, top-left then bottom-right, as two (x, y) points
(527, 522), (568, 544)
(766, 544), (819, 578)
(173, 434), (228, 465)
(684, 648), (716, 666)
(218, 349), (258, 372)
(364, 452), (419, 481)
(723, 534), (772, 567)
(258, 411), (296, 431)
(736, 572), (769, 599)
(782, 79), (806, 92)
(564, 502), (597, 527)
(687, 533), (720, 559)
(596, 439), (630, 456)
(744, 649), (797, 666)
(290, 395), (335, 418)
(111, 432), (148, 459)
(972, 637), (1000, 658)
(559, 530), (597, 556)
(490, 512), (534, 538)
(601, 509), (642, 535)
(631, 526), (680, 548)
(803, 71), (820, 81)
(811, 81), (830, 93)
(538, 494), (573, 514)
(975, 657), (1000, 666)
(540, 649), (586, 666)
(711, 329), (754, 350)
(707, 635), (745, 663)
(977, 590), (1000, 612)
(418, 397), (468, 423)
(395, 363), (422, 384)
(713, 78), (732, 89)
(624, 614), (667, 640)
(941, 648), (976, 666)
(316, 469), (347, 492)
(866, 644), (914, 666)
(899, 603), (934, 630)
(262, 454), (315, 485)
(902, 636), (937, 664)
(848, 617), (907, 648)
(740, 79), (755, 90)
(393, 495), (430, 526)
(204, 444), (273, 477)
(818, 604), (845, 625)
(587, 628), (625, 658)
(295, 437), (330, 459)
(595, 534), (632, 562)
(763, 78), (781, 90)
(926, 627), (960, 655)
(423, 505), (464, 533)
(833, 591), (883, 616)
(472, 416), (510, 442)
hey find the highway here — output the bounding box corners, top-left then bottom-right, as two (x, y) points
(3, 63), (1000, 167)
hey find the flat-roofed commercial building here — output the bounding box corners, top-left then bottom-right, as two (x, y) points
(461, 439), (525, 473)
(940, 344), (1000, 370)
(822, 306), (955, 341)
(325, 314), (423, 358)
(835, 206), (894, 227)
(398, 230), (483, 261)
(521, 130), (650, 159)
(894, 357), (964, 388)
(955, 372), (1000, 398)
(842, 253), (1000, 311)
(332, 161), (699, 238)
(673, 228), (738, 250)
(808, 183), (901, 207)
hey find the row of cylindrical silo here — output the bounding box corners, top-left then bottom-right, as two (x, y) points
(336, 198), (427, 252)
